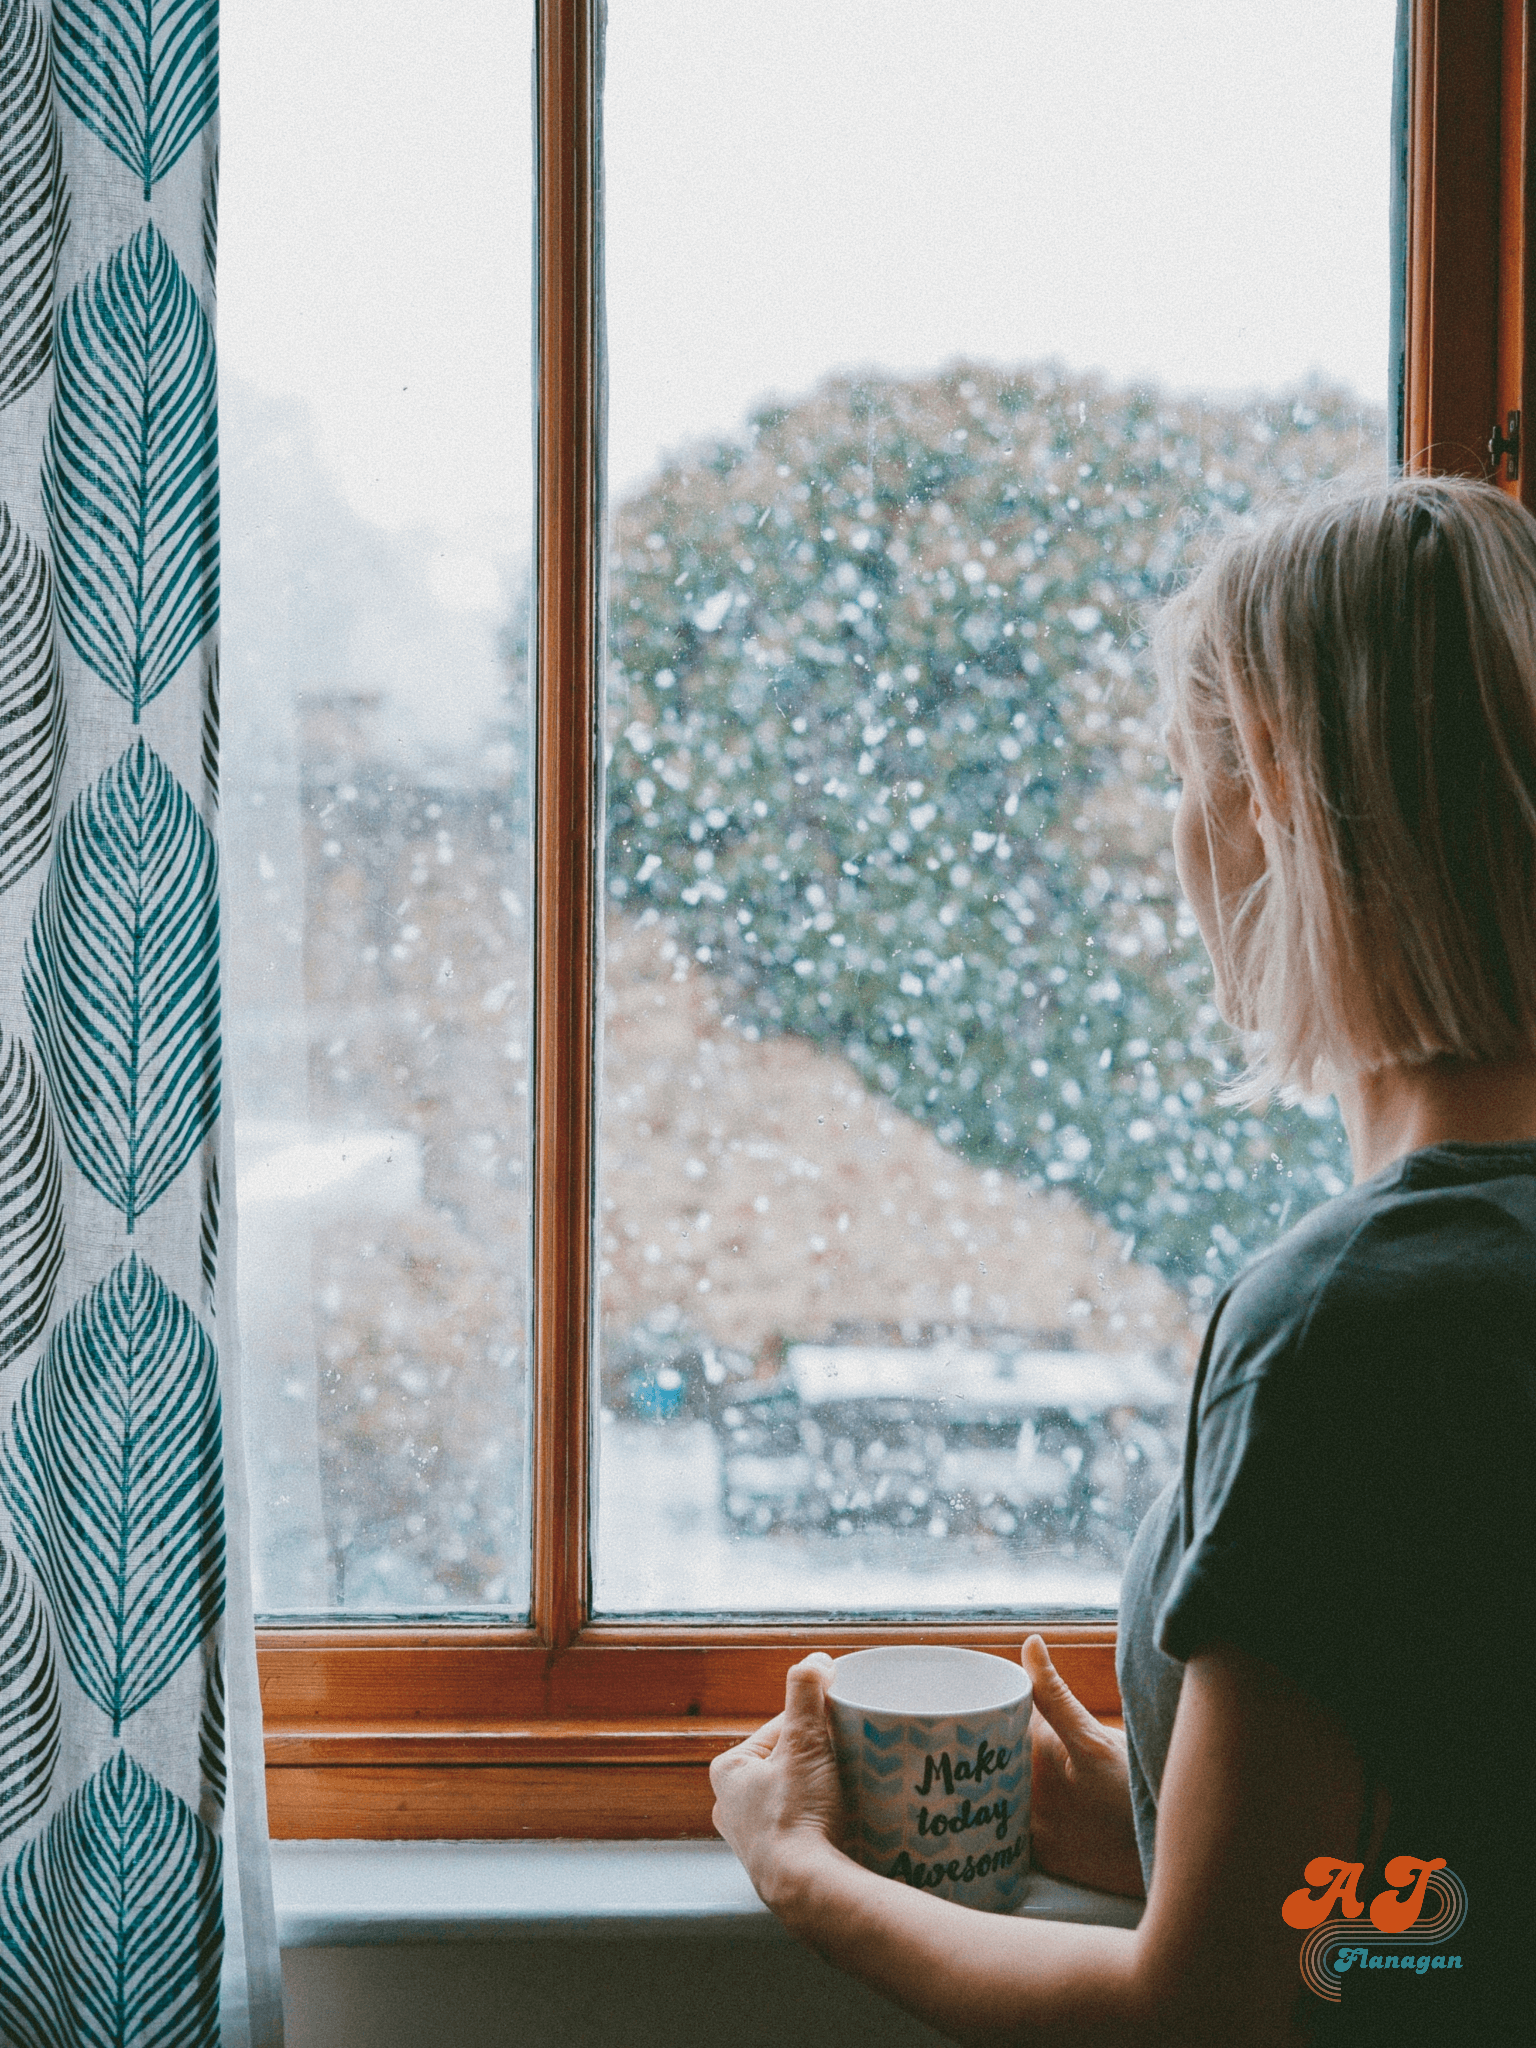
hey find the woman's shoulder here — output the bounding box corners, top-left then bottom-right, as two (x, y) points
(1205, 1148), (1536, 1409)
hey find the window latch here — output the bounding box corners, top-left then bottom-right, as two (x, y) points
(1491, 409), (1521, 481)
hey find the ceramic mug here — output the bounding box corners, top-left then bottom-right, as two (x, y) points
(826, 1645), (1032, 1914)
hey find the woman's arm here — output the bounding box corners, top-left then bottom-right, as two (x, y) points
(711, 1643), (1371, 2047)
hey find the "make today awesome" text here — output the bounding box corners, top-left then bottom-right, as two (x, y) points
(888, 1834), (1027, 1892)
(912, 1740), (1013, 1799)
(887, 1739), (1023, 1891)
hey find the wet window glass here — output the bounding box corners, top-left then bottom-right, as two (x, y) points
(594, 0), (1394, 1614)
(223, 0), (534, 1615)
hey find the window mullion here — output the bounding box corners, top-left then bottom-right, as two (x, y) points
(531, 0), (603, 1650)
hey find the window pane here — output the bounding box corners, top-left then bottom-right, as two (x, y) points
(223, 1), (534, 1614)
(596, 0), (1394, 1613)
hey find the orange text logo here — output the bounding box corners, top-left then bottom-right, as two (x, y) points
(1281, 1858), (1468, 2002)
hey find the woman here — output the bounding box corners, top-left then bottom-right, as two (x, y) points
(711, 475), (1535, 2046)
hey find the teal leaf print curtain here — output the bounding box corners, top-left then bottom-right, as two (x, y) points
(43, 226), (219, 722)
(25, 740), (221, 1229)
(0, 2), (282, 2042)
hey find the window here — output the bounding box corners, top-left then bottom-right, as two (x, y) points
(251, 0), (1532, 1837)
(593, 1), (1390, 1617)
(224, 0), (536, 1621)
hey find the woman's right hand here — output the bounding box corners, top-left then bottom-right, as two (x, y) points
(1022, 1635), (1146, 1900)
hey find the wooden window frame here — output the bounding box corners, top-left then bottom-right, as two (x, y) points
(257, 0), (1534, 1840)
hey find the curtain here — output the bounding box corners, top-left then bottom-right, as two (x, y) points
(0, 2), (283, 2041)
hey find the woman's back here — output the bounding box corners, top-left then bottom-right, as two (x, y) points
(1120, 1138), (1536, 2043)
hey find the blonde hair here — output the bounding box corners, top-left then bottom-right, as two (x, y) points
(1156, 474), (1536, 1102)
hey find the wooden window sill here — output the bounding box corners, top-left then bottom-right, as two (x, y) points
(258, 1626), (1119, 1838)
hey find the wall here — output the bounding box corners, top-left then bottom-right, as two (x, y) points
(282, 1936), (951, 2048)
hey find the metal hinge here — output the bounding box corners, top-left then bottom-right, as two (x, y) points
(1491, 409), (1521, 481)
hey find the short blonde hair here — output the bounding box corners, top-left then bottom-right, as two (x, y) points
(1157, 474), (1536, 1101)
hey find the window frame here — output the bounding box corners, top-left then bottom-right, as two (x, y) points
(256, 0), (1531, 1841)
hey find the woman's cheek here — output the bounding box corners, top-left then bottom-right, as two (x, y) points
(1172, 794), (1218, 953)
(1170, 810), (1245, 1028)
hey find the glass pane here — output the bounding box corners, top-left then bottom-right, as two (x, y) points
(596, 0), (1394, 1613)
(223, 0), (534, 1615)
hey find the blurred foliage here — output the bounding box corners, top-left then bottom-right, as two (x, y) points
(589, 364), (1386, 1297)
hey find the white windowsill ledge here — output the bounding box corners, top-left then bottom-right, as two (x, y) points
(272, 1840), (1145, 1948)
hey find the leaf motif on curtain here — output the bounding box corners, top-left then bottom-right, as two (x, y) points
(0, 1749), (222, 2048)
(202, 141), (217, 289)
(0, 1032), (62, 1376)
(25, 738), (220, 1231)
(0, 1252), (225, 1736)
(0, 0), (70, 414)
(42, 222), (218, 723)
(0, 1538), (58, 1843)
(197, 1647), (223, 1827)
(0, 504), (66, 899)
(198, 1144), (217, 1315)
(51, 0), (217, 204)
(200, 647), (218, 811)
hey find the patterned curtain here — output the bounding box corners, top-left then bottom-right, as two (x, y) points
(0, 2), (282, 2042)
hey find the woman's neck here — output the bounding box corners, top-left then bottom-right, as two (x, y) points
(1334, 1057), (1536, 1183)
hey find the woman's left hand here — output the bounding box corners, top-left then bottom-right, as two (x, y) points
(709, 1652), (848, 1911)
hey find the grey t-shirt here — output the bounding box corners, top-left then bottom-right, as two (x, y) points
(1115, 1142), (1536, 2045)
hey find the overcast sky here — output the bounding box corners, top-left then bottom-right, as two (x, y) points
(222, 0), (1397, 617)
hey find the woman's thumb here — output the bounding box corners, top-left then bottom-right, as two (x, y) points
(783, 1653), (834, 1741)
(1023, 1635), (1096, 1748)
